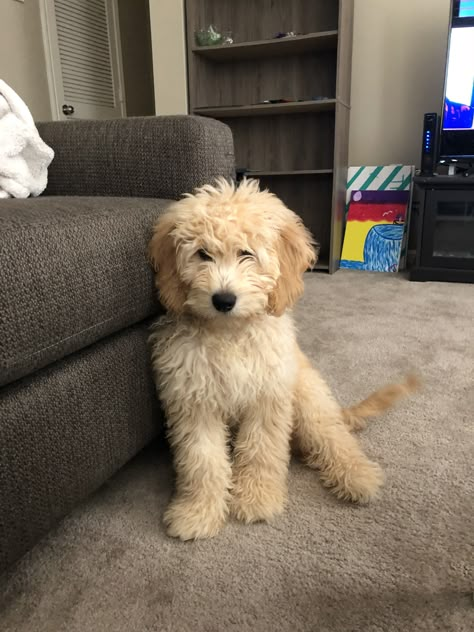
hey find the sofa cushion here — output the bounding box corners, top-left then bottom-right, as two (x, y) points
(0, 320), (161, 571)
(37, 116), (235, 200)
(0, 196), (169, 387)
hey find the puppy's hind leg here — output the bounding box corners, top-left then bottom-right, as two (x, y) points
(293, 351), (384, 503)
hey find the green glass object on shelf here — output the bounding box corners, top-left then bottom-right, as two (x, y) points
(195, 25), (228, 46)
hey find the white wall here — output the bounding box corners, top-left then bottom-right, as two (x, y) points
(148, 0), (188, 115)
(349, 0), (451, 167)
(0, 0), (51, 121)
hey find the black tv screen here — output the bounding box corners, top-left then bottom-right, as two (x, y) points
(440, 0), (474, 160)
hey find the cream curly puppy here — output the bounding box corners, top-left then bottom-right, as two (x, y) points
(149, 178), (417, 540)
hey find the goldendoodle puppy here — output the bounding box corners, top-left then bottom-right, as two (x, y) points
(149, 178), (417, 540)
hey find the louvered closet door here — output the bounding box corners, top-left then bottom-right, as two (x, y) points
(48, 0), (125, 119)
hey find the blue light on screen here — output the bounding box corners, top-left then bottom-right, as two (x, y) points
(460, 0), (474, 17)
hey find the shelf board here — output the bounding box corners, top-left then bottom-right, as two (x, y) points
(194, 99), (336, 118)
(192, 30), (338, 62)
(313, 257), (329, 271)
(247, 169), (333, 177)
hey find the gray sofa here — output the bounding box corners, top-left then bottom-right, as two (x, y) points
(0, 115), (235, 571)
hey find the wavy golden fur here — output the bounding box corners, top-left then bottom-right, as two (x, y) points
(148, 179), (418, 540)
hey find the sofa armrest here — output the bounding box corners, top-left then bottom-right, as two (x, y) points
(37, 115), (235, 199)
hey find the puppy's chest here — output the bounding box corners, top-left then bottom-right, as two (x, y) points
(152, 316), (297, 412)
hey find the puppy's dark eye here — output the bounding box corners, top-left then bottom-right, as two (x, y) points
(197, 249), (213, 262)
(238, 250), (254, 260)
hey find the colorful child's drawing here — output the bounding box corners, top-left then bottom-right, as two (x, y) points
(340, 190), (410, 272)
(345, 165), (414, 269)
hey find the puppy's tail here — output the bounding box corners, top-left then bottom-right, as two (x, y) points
(342, 374), (421, 431)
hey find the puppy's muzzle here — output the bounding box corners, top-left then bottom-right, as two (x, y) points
(212, 292), (237, 313)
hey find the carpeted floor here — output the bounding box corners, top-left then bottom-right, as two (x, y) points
(1, 271), (473, 632)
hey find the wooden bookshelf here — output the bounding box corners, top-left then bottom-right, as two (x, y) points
(185, 1), (354, 273)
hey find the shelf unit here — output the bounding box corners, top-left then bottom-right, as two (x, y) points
(185, 1), (354, 272)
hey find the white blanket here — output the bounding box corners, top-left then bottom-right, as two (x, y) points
(0, 79), (54, 199)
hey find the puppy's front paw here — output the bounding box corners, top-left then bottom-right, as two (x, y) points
(322, 459), (384, 504)
(231, 475), (287, 523)
(164, 497), (228, 540)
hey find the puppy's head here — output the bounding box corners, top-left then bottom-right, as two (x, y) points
(148, 178), (317, 319)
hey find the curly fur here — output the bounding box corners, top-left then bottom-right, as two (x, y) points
(149, 178), (417, 540)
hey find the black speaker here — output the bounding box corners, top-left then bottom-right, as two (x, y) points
(420, 113), (439, 176)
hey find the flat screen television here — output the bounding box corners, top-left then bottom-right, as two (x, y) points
(439, 0), (474, 162)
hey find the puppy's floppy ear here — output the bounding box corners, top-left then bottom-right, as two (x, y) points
(148, 212), (187, 313)
(268, 208), (318, 316)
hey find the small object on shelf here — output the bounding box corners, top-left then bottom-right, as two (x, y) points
(257, 98), (293, 104)
(294, 96), (330, 102)
(274, 31), (298, 39)
(195, 25), (223, 46)
(257, 98), (330, 105)
(221, 31), (233, 45)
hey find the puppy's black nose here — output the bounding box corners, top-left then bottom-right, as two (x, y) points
(212, 292), (237, 312)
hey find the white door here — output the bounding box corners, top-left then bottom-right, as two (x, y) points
(41, 0), (126, 120)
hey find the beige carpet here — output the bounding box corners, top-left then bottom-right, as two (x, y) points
(1, 271), (473, 632)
